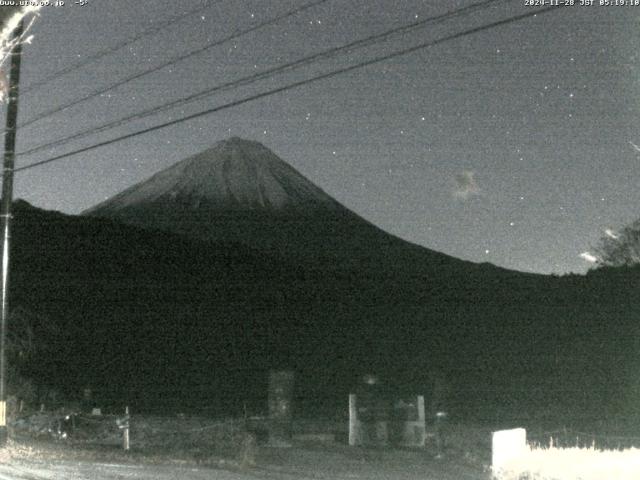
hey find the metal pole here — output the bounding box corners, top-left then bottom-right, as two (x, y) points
(0, 19), (24, 446)
(123, 406), (130, 451)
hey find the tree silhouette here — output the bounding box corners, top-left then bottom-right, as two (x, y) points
(595, 219), (640, 267)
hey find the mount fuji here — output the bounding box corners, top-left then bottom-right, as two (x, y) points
(84, 137), (492, 277)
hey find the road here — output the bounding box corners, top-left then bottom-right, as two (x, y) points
(0, 460), (248, 480)
(0, 447), (489, 480)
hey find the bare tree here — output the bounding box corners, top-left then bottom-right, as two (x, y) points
(595, 219), (640, 267)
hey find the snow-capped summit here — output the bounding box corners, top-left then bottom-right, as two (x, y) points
(85, 137), (341, 215)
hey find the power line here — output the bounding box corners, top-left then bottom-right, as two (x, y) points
(15, 0), (330, 132)
(18, 0), (507, 158)
(22, 1), (218, 94)
(13, 4), (566, 176)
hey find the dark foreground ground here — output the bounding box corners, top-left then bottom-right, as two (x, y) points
(0, 435), (490, 480)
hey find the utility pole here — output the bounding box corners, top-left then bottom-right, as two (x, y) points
(0, 19), (24, 446)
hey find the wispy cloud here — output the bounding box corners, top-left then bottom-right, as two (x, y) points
(453, 170), (479, 200)
(579, 252), (598, 263)
(605, 228), (619, 240)
(629, 141), (640, 153)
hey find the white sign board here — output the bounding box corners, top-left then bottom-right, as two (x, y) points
(492, 428), (528, 474)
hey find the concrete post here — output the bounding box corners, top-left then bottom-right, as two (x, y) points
(348, 394), (359, 446)
(268, 370), (294, 446)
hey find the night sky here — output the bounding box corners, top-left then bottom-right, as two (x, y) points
(4, 0), (640, 274)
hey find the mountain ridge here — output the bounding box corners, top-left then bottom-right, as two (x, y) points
(9, 199), (640, 418)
